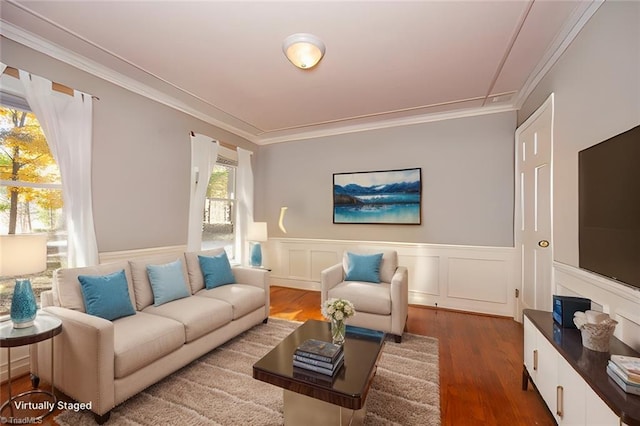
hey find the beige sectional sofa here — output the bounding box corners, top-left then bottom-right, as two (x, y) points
(33, 248), (270, 424)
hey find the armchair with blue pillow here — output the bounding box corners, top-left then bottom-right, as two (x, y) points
(321, 250), (408, 343)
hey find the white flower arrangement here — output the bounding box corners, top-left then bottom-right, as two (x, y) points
(322, 298), (356, 322)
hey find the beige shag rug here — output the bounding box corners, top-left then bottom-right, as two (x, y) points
(56, 318), (440, 425)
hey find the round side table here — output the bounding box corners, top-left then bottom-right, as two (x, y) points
(0, 312), (62, 424)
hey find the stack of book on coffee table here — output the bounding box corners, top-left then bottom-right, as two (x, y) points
(293, 339), (344, 377)
(606, 354), (640, 396)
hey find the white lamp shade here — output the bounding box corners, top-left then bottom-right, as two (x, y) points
(247, 222), (268, 242)
(0, 234), (48, 276)
(283, 33), (325, 69)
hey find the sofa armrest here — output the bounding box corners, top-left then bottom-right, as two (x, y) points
(320, 263), (345, 305)
(36, 307), (116, 416)
(232, 266), (269, 290)
(390, 266), (409, 335)
(232, 266), (270, 319)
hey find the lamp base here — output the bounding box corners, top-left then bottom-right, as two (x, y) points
(250, 243), (263, 268)
(13, 319), (35, 329)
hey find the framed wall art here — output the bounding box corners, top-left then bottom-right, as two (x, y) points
(333, 168), (422, 224)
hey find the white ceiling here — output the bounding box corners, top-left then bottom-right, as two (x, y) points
(0, 1), (600, 145)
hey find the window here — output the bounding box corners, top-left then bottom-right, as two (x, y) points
(202, 161), (236, 256)
(0, 104), (67, 315)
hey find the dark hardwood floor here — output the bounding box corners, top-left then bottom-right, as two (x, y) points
(2, 285), (554, 425)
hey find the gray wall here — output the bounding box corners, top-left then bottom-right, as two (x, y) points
(519, 0), (640, 267)
(0, 37), (257, 253)
(255, 111), (516, 247)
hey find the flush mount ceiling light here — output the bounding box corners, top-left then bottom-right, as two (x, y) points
(282, 33), (325, 70)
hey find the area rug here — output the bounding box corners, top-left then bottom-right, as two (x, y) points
(56, 318), (440, 425)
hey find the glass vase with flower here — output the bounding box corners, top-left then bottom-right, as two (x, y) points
(322, 298), (356, 344)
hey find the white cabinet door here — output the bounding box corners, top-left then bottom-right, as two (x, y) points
(524, 317), (558, 416)
(557, 355), (586, 424)
(537, 334), (559, 414)
(524, 317), (537, 380)
(585, 386), (619, 426)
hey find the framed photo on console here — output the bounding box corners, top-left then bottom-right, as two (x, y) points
(333, 168), (421, 225)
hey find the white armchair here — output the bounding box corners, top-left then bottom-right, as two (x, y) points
(321, 250), (408, 343)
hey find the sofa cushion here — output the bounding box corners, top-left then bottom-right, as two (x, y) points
(143, 296), (233, 342)
(129, 255), (191, 311)
(199, 252), (236, 289)
(54, 261), (134, 312)
(344, 252), (383, 283)
(113, 312), (184, 379)
(184, 248), (225, 293)
(196, 284), (266, 320)
(328, 281), (392, 315)
(147, 260), (191, 306)
(343, 250), (398, 283)
(78, 269), (137, 321)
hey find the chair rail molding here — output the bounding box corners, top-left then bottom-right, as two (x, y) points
(264, 238), (518, 318)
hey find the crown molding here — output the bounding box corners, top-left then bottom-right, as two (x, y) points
(257, 104), (518, 145)
(1, 0), (602, 146)
(514, 0), (604, 110)
(0, 19), (261, 143)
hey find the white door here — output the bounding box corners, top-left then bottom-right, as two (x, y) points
(515, 94), (554, 318)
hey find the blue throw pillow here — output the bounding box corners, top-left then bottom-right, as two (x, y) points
(345, 252), (383, 283)
(147, 259), (191, 306)
(198, 251), (236, 289)
(78, 269), (136, 321)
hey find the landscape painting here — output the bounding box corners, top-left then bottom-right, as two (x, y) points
(333, 168), (422, 224)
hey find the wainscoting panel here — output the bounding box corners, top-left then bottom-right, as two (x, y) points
(447, 257), (509, 304)
(99, 245), (188, 263)
(401, 255), (440, 298)
(265, 238), (517, 317)
(1, 345), (30, 384)
(288, 249), (308, 279)
(310, 251), (340, 282)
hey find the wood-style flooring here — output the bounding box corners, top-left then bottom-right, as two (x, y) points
(1, 286), (554, 425)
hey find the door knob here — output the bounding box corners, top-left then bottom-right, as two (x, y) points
(538, 240), (550, 248)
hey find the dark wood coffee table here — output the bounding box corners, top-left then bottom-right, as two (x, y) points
(253, 319), (385, 425)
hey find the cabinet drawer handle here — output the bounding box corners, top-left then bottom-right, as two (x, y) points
(533, 349), (538, 371)
(556, 385), (564, 418)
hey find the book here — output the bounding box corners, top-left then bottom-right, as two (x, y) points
(293, 356), (344, 376)
(293, 351), (345, 371)
(346, 325), (385, 341)
(293, 367), (337, 386)
(295, 339), (343, 363)
(610, 355), (640, 381)
(606, 365), (640, 396)
(608, 361), (640, 385)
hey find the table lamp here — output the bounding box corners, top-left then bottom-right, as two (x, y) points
(247, 222), (268, 268)
(0, 234), (47, 328)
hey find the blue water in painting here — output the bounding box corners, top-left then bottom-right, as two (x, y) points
(334, 199), (420, 224)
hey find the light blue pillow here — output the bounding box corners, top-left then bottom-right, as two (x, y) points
(345, 252), (383, 283)
(199, 251), (236, 289)
(146, 259), (191, 306)
(78, 269), (136, 321)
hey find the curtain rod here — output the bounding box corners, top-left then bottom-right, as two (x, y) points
(2, 66), (100, 100)
(190, 131), (239, 152)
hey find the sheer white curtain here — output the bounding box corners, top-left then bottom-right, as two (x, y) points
(19, 70), (98, 267)
(235, 148), (254, 265)
(187, 133), (219, 251)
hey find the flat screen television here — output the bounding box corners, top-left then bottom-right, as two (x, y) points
(578, 124), (640, 290)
